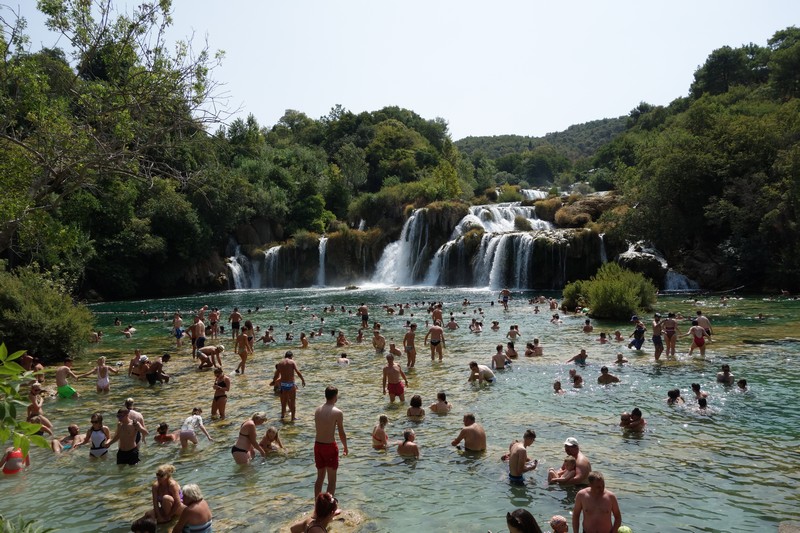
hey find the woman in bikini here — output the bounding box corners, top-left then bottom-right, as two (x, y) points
(234, 326), (252, 374)
(211, 368), (230, 419)
(231, 412), (268, 465)
(144, 463), (184, 524)
(662, 312), (679, 357)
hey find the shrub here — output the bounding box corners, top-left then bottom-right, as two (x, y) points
(514, 216), (533, 231)
(497, 184), (522, 202)
(534, 197), (562, 222)
(562, 263), (656, 319)
(0, 266), (93, 363)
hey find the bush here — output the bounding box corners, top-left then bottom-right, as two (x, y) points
(0, 266), (93, 363)
(534, 197), (562, 222)
(514, 216), (533, 231)
(562, 263), (656, 319)
(497, 184), (522, 202)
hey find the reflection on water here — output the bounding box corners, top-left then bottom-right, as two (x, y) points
(1, 289), (799, 532)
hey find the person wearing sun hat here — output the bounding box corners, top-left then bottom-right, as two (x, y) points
(553, 437), (591, 486)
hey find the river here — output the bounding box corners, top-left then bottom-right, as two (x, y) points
(2, 287), (799, 532)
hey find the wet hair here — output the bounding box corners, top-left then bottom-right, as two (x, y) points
(437, 391), (448, 403)
(410, 395), (422, 408)
(157, 422), (169, 434)
(314, 492), (338, 521)
(403, 429), (414, 442)
(213, 367), (223, 375)
(325, 386), (338, 400)
(191, 407), (202, 414)
(252, 411), (268, 422)
(601, 366), (609, 373)
(182, 483), (203, 504)
(691, 383), (701, 391)
(631, 407), (642, 418)
(496, 344), (504, 352)
(161, 353), (171, 361)
(737, 379), (747, 387)
(469, 361), (478, 368)
(378, 415), (388, 426)
(699, 397), (708, 408)
(464, 413), (476, 423)
(505, 508), (542, 533)
(523, 429), (536, 440)
(130, 516), (157, 533)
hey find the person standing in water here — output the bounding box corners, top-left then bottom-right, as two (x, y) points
(313, 386), (348, 497)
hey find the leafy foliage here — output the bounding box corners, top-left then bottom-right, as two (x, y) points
(562, 263), (656, 319)
(0, 344), (50, 459)
(0, 264), (93, 362)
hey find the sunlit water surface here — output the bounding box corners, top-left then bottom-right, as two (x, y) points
(2, 288), (799, 532)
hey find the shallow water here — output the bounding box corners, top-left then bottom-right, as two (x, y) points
(2, 288), (799, 532)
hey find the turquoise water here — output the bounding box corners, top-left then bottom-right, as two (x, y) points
(2, 287), (799, 532)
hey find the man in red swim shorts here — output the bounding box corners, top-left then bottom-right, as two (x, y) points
(382, 353), (409, 403)
(314, 386), (348, 497)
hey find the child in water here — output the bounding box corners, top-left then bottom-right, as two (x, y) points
(547, 456), (576, 484)
(406, 395), (425, 418)
(259, 426), (284, 452)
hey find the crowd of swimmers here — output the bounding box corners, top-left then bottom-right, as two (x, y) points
(4, 292), (751, 532)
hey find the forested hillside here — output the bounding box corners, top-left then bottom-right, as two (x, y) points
(455, 117), (626, 161)
(1, 1), (798, 301)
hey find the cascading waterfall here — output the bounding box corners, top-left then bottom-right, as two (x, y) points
(430, 203), (553, 288)
(262, 246), (281, 288)
(372, 209), (430, 285)
(227, 245), (251, 289)
(520, 189), (549, 201)
(599, 233), (608, 264)
(316, 236), (328, 287)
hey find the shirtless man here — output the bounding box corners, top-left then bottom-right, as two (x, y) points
(716, 364), (734, 385)
(107, 409), (149, 465)
(124, 398), (148, 444)
(491, 345), (512, 369)
(314, 386), (348, 497)
(503, 429), (537, 484)
(424, 321), (446, 362)
(445, 317), (459, 330)
(51, 424), (85, 453)
(382, 354), (409, 403)
(372, 330), (386, 353)
(582, 319), (594, 333)
(431, 303), (444, 325)
(187, 315), (206, 358)
(55, 358), (81, 399)
(208, 308), (220, 339)
(269, 351), (306, 421)
(451, 413), (486, 452)
(597, 366), (621, 385)
(572, 471), (622, 533)
(652, 313), (664, 360)
(172, 313), (184, 348)
(468, 361), (496, 384)
(357, 303), (369, 329)
(228, 307), (242, 340)
(556, 437), (591, 486)
(696, 310), (713, 337)
(196, 345), (224, 370)
(145, 354), (171, 385)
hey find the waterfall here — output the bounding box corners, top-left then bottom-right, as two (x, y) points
(664, 270), (700, 292)
(372, 209), (429, 285)
(316, 236), (328, 287)
(520, 189), (549, 201)
(263, 246), (281, 288)
(599, 233), (608, 264)
(226, 245), (251, 289)
(357, 219), (366, 231)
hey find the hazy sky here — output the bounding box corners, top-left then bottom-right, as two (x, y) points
(14, 1), (800, 140)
